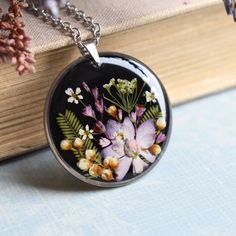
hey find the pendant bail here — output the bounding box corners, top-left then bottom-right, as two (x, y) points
(82, 42), (101, 67)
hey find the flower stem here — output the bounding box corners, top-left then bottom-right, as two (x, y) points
(103, 95), (127, 112)
(133, 83), (146, 106)
(80, 100), (86, 107)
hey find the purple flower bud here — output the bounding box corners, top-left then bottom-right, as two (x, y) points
(95, 99), (104, 113)
(82, 82), (90, 92)
(82, 105), (96, 119)
(156, 132), (166, 144)
(92, 87), (99, 100)
(94, 121), (106, 134)
(136, 105), (146, 118)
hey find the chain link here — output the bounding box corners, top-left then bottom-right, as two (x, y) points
(26, 0), (101, 56)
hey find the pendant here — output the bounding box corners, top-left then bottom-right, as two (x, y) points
(45, 52), (172, 187)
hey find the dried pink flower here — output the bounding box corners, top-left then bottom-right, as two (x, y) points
(94, 120), (106, 134)
(92, 87), (99, 100)
(95, 98), (104, 113)
(0, 0), (36, 75)
(82, 105), (96, 119)
(156, 132), (166, 144)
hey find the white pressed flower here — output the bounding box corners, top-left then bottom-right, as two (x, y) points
(131, 78), (137, 86)
(65, 87), (83, 104)
(145, 91), (156, 103)
(103, 78), (115, 90)
(99, 137), (111, 148)
(79, 125), (94, 140)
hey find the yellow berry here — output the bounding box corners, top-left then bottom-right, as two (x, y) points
(60, 139), (72, 150)
(77, 159), (91, 171)
(106, 105), (117, 118)
(73, 138), (84, 149)
(101, 169), (114, 181)
(103, 157), (111, 168)
(149, 144), (161, 155)
(85, 149), (96, 161)
(156, 118), (166, 130)
(89, 164), (103, 177)
(109, 158), (119, 169)
(103, 157), (119, 169)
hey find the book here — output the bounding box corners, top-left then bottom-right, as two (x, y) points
(1, 1), (234, 160)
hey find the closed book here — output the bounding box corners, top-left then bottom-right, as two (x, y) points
(1, 0), (235, 160)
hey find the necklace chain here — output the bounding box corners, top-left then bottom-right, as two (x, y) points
(26, 1), (101, 56)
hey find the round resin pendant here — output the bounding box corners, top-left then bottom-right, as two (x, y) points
(45, 52), (172, 187)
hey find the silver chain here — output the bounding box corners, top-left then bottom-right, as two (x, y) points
(26, 1), (101, 57)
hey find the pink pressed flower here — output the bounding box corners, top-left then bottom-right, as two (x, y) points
(156, 132), (166, 144)
(94, 120), (106, 134)
(99, 137), (111, 148)
(102, 117), (157, 181)
(81, 82), (90, 92)
(82, 105), (96, 119)
(95, 99), (104, 113)
(0, 0), (36, 75)
(92, 87), (99, 100)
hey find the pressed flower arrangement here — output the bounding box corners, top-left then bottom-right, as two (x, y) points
(55, 74), (169, 183)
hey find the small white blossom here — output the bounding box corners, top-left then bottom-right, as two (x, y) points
(145, 91), (156, 103)
(103, 78), (115, 90)
(79, 125), (94, 140)
(65, 87), (83, 104)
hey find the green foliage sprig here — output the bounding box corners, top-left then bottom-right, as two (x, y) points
(141, 105), (162, 123)
(56, 109), (102, 161)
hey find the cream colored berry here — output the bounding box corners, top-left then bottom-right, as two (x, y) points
(103, 157), (119, 169)
(73, 138), (84, 149)
(85, 149), (96, 161)
(77, 159), (91, 171)
(89, 164), (103, 177)
(101, 168), (114, 181)
(156, 118), (166, 130)
(60, 139), (72, 150)
(106, 105), (117, 118)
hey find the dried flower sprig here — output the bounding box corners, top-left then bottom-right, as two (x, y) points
(0, 0), (36, 75)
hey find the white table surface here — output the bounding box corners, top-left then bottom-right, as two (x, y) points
(1, 89), (236, 236)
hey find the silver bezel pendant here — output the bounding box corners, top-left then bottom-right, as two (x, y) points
(45, 52), (172, 187)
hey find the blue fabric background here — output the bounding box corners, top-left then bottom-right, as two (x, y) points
(1, 89), (236, 236)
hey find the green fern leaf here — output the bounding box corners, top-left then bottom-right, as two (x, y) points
(56, 109), (83, 140)
(56, 109), (102, 162)
(141, 105), (162, 123)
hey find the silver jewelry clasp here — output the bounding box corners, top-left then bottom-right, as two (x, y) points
(82, 42), (101, 67)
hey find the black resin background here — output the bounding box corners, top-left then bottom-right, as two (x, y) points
(47, 52), (172, 184)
